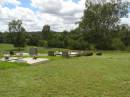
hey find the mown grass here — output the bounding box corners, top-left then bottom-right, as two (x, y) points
(0, 52), (130, 97)
(39, 56), (63, 61)
(0, 61), (29, 69)
(0, 43), (68, 54)
(0, 44), (14, 51)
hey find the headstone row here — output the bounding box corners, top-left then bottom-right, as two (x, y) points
(48, 51), (102, 57)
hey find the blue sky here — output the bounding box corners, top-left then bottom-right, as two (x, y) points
(128, 6), (130, 12)
(3, 0), (80, 12)
(3, 0), (37, 11)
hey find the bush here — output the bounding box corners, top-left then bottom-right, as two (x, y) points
(9, 51), (15, 56)
(96, 52), (102, 56)
(68, 38), (89, 50)
(125, 46), (130, 51)
(84, 51), (93, 56)
(33, 56), (38, 60)
(39, 40), (48, 47)
(111, 38), (125, 50)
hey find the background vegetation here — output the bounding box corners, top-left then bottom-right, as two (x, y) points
(0, 3), (130, 51)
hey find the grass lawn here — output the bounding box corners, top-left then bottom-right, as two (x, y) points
(0, 51), (130, 97)
(0, 43), (68, 54)
(0, 62), (29, 69)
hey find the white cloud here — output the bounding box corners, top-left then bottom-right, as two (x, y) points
(31, 0), (62, 14)
(30, 0), (85, 31)
(121, 13), (130, 25)
(0, 0), (130, 32)
(0, 0), (86, 32)
(31, 0), (85, 16)
(0, 6), (36, 31)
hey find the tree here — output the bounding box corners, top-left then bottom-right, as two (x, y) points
(120, 25), (130, 46)
(117, 1), (129, 18)
(8, 20), (26, 50)
(111, 38), (125, 50)
(42, 25), (51, 40)
(0, 32), (4, 43)
(79, 2), (120, 50)
(28, 35), (40, 46)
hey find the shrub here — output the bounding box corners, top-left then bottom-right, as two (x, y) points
(84, 51), (93, 56)
(33, 56), (38, 60)
(39, 40), (48, 47)
(9, 51), (15, 56)
(111, 38), (125, 50)
(96, 52), (102, 56)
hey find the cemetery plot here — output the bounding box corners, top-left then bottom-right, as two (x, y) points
(0, 57), (49, 65)
(21, 58), (49, 64)
(0, 47), (49, 65)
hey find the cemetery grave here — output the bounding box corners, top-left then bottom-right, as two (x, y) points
(48, 50), (84, 57)
(0, 48), (49, 65)
(0, 46), (103, 65)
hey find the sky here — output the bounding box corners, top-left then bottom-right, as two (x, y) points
(0, 0), (130, 32)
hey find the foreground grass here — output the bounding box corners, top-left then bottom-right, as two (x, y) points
(0, 62), (29, 69)
(0, 52), (130, 97)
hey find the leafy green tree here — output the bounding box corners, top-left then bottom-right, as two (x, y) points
(38, 40), (48, 47)
(111, 38), (125, 50)
(62, 31), (68, 48)
(120, 26), (130, 46)
(8, 20), (26, 50)
(0, 32), (4, 43)
(117, 1), (130, 18)
(42, 25), (51, 40)
(27, 35), (40, 46)
(79, 2), (119, 50)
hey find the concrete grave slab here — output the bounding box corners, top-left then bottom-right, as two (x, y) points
(0, 57), (49, 65)
(22, 58), (49, 64)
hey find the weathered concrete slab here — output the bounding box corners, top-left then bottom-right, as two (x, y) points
(22, 58), (49, 64)
(0, 57), (49, 65)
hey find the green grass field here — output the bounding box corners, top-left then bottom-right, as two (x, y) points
(0, 51), (130, 97)
(0, 43), (68, 54)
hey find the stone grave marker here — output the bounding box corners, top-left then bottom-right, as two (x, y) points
(29, 48), (38, 59)
(62, 51), (70, 58)
(4, 51), (10, 60)
(48, 51), (55, 56)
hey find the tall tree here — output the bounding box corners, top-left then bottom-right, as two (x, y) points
(79, 2), (119, 50)
(0, 32), (4, 43)
(42, 25), (51, 41)
(8, 20), (26, 50)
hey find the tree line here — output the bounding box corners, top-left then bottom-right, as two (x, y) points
(0, 2), (130, 50)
